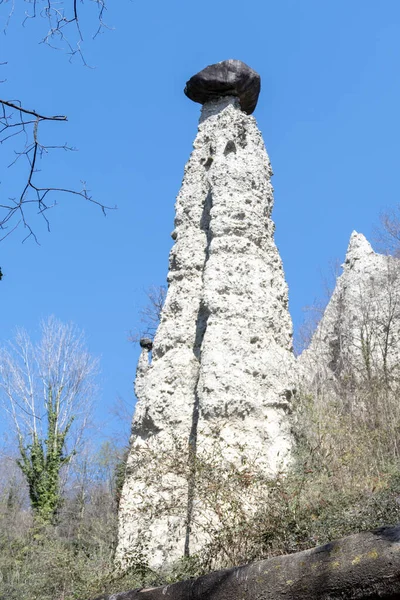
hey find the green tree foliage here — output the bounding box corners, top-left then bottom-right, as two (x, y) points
(17, 406), (74, 522)
(3, 246), (400, 596)
(0, 441), (145, 600)
(0, 317), (98, 523)
(2, 371), (400, 598)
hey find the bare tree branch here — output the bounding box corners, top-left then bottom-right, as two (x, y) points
(0, 96), (116, 242)
(0, 100), (67, 121)
(0, 316), (99, 447)
(1, 1), (112, 66)
(0, 317), (100, 520)
(129, 285), (167, 344)
(374, 204), (400, 257)
(294, 260), (341, 356)
(0, 3), (119, 243)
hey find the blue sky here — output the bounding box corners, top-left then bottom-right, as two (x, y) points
(1, 1), (400, 443)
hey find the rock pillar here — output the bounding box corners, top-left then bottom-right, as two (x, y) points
(116, 61), (296, 570)
(299, 232), (400, 393)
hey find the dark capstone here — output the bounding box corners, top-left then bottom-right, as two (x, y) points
(184, 59), (261, 115)
(139, 337), (153, 351)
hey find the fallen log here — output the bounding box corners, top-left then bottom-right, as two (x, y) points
(97, 524), (400, 600)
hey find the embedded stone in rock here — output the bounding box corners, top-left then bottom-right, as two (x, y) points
(139, 337), (153, 351)
(184, 59), (261, 115)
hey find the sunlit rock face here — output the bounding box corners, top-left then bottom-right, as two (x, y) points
(299, 232), (400, 396)
(116, 88), (296, 569)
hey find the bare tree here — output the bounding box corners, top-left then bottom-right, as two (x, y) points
(294, 259), (341, 356)
(0, 447), (27, 512)
(374, 204), (400, 257)
(129, 285), (167, 343)
(0, 316), (99, 522)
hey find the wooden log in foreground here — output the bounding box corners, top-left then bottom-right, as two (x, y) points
(98, 524), (400, 600)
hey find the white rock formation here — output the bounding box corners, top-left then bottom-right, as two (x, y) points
(299, 231), (400, 394)
(116, 96), (296, 570)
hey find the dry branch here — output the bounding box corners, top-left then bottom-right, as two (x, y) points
(0, 2), (115, 241)
(2, 1), (110, 64)
(0, 97), (114, 242)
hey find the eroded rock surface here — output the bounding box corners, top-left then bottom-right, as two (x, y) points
(299, 231), (400, 394)
(116, 93), (296, 570)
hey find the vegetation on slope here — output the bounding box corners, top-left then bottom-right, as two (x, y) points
(2, 373), (400, 599)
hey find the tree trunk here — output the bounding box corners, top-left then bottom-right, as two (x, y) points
(98, 524), (400, 599)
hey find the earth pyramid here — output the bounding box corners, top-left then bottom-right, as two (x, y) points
(299, 232), (400, 394)
(116, 60), (297, 569)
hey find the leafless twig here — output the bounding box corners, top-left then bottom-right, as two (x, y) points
(129, 285), (167, 344)
(0, 97), (115, 242)
(1, 0), (112, 65)
(374, 205), (400, 257)
(0, 3), (117, 242)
